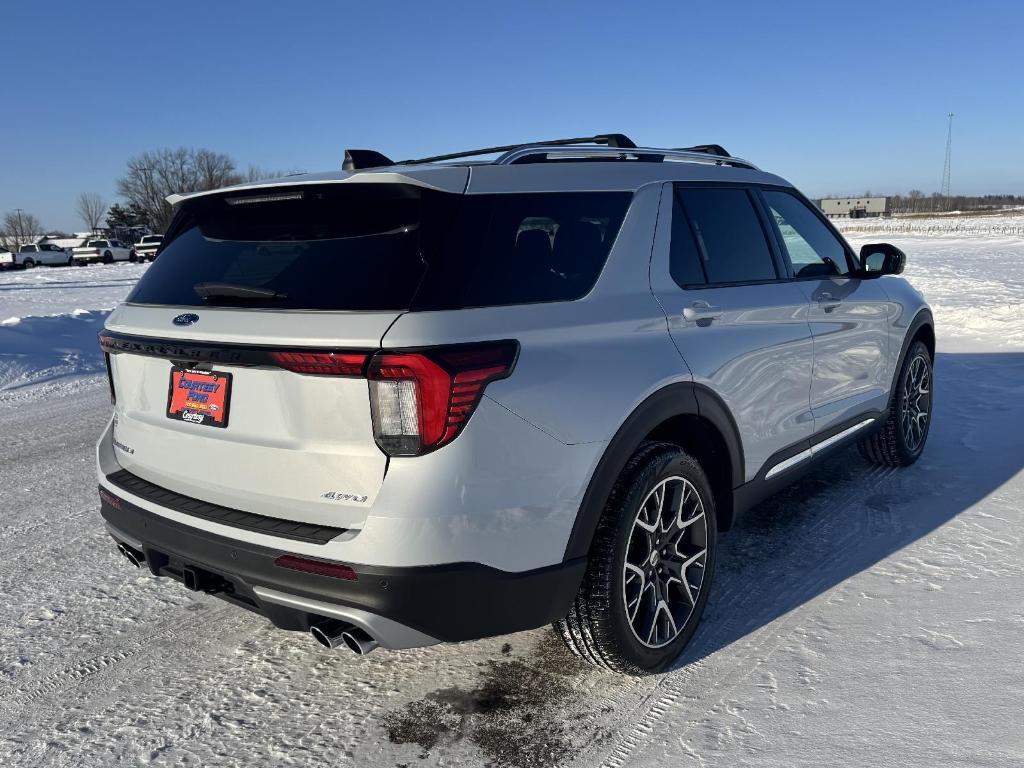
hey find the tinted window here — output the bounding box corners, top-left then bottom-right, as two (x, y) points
(669, 193), (706, 286)
(762, 190), (851, 276)
(413, 191), (630, 310)
(22, 245), (37, 252)
(675, 188), (776, 284)
(89, 240), (108, 248)
(127, 186), (630, 311)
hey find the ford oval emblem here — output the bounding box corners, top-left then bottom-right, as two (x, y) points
(172, 313), (200, 327)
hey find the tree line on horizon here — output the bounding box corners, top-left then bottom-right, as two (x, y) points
(818, 190), (1024, 215)
(4, 153), (1024, 250)
(0, 148), (298, 249)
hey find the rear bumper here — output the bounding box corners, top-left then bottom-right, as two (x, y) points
(99, 485), (585, 646)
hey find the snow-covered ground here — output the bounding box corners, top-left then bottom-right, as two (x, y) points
(0, 263), (148, 394)
(0, 227), (1022, 767)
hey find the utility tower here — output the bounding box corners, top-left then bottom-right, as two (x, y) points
(940, 112), (954, 203)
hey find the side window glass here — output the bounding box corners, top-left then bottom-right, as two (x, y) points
(675, 188), (777, 284)
(762, 190), (851, 277)
(669, 193), (706, 286)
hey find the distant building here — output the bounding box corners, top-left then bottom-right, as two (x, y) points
(819, 197), (887, 219)
(39, 233), (91, 250)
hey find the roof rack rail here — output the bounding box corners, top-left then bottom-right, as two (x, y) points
(674, 144), (731, 158)
(339, 135), (758, 171)
(343, 149), (395, 171)
(493, 144), (759, 170)
(392, 133), (637, 166)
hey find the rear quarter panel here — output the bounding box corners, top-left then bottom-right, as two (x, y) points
(379, 182), (691, 446)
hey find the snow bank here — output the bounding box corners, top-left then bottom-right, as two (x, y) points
(0, 263), (147, 391)
(0, 310), (109, 391)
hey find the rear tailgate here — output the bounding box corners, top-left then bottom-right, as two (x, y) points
(103, 305), (398, 528)
(99, 171), (468, 531)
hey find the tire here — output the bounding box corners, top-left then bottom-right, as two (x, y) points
(554, 442), (718, 675)
(859, 340), (933, 467)
(23, 258), (35, 269)
(103, 251), (113, 264)
(67, 254), (74, 266)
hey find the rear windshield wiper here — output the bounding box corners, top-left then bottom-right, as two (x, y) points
(193, 282), (288, 302)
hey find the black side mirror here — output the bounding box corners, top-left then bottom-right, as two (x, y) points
(859, 243), (906, 276)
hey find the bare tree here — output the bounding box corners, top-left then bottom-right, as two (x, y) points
(242, 164), (304, 183)
(76, 192), (107, 232)
(0, 210), (44, 251)
(116, 148), (243, 232)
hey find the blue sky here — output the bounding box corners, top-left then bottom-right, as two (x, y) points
(3, 0), (1021, 232)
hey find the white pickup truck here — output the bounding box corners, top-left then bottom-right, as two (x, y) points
(12, 242), (75, 268)
(134, 234), (162, 261)
(72, 239), (134, 265)
(0, 247), (14, 269)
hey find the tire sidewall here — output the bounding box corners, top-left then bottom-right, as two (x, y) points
(894, 341), (933, 463)
(606, 449), (718, 672)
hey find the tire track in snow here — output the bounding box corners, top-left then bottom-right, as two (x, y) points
(592, 463), (899, 768)
(0, 602), (240, 726)
(0, 507), (95, 545)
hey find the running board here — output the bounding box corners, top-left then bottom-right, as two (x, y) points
(764, 419), (875, 480)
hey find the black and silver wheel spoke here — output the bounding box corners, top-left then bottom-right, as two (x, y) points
(623, 476), (709, 649)
(902, 355), (931, 452)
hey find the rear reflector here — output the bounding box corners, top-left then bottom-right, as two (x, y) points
(368, 341), (518, 456)
(274, 554), (358, 581)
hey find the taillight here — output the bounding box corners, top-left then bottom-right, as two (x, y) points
(269, 351), (367, 376)
(367, 341), (518, 456)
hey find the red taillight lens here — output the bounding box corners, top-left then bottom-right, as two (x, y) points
(269, 351), (368, 376)
(274, 554), (358, 581)
(367, 341), (518, 456)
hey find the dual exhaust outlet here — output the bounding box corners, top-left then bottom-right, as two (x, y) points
(115, 541), (380, 655)
(310, 619), (380, 656)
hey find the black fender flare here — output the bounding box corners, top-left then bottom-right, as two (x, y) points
(562, 382), (744, 561)
(888, 308), (934, 406)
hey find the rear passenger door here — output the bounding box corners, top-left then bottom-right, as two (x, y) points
(757, 189), (893, 434)
(650, 184), (815, 483)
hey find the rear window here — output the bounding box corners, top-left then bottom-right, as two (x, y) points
(126, 185), (631, 311)
(673, 187), (777, 285)
(89, 240), (108, 248)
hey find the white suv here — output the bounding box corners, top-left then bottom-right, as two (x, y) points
(97, 135), (934, 674)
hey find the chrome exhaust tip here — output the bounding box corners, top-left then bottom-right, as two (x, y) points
(340, 627), (380, 656)
(117, 542), (144, 568)
(310, 620), (380, 655)
(310, 619), (351, 650)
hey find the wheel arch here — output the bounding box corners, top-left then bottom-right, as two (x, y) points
(890, 308), (935, 401)
(563, 383), (744, 561)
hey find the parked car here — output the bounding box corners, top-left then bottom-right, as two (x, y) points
(134, 234), (163, 261)
(12, 242), (75, 268)
(73, 239), (133, 265)
(0, 247), (13, 269)
(95, 135), (934, 675)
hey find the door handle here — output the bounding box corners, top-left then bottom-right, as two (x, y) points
(816, 292), (841, 313)
(682, 300), (723, 323)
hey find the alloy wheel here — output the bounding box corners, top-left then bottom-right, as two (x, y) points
(902, 354), (931, 453)
(623, 476), (709, 648)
